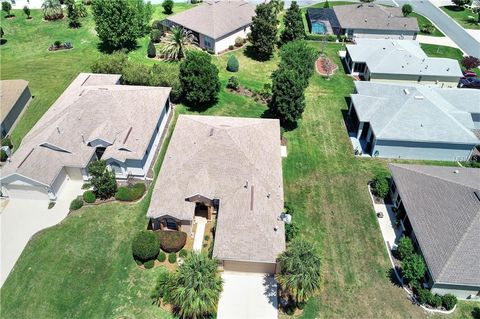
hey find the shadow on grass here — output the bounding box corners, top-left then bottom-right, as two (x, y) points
(244, 45), (272, 62)
(96, 40), (140, 54)
(443, 5), (465, 11)
(0, 39), (7, 45)
(387, 267), (403, 288)
(183, 98), (219, 113)
(261, 109), (299, 131)
(472, 307), (480, 319)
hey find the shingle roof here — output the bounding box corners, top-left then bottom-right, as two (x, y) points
(351, 81), (480, 144)
(333, 3), (419, 32)
(347, 39), (462, 78)
(147, 115), (285, 263)
(0, 73), (171, 185)
(166, 0), (256, 39)
(389, 164), (480, 286)
(0, 79), (29, 123)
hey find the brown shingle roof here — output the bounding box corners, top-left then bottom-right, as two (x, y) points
(0, 79), (29, 123)
(148, 115), (285, 263)
(166, 0), (256, 39)
(390, 164), (480, 286)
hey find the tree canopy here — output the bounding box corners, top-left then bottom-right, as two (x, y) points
(402, 4), (413, 16)
(249, 2), (278, 61)
(280, 1), (304, 45)
(179, 51), (221, 107)
(88, 160), (117, 199)
(92, 0), (152, 50)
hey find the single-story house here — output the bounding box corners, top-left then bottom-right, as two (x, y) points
(0, 73), (171, 201)
(344, 39), (463, 88)
(0, 80), (31, 138)
(163, 0), (256, 54)
(307, 3), (419, 39)
(389, 164), (480, 300)
(347, 81), (480, 161)
(147, 115), (285, 274)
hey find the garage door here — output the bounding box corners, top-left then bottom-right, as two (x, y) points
(5, 185), (49, 200)
(223, 260), (276, 274)
(65, 167), (83, 181)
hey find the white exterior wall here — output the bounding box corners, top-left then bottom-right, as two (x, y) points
(369, 75), (460, 88)
(431, 283), (480, 300)
(349, 28), (417, 40)
(213, 26), (251, 54)
(1, 174), (50, 200)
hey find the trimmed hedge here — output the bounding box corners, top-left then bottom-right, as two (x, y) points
(372, 171), (390, 198)
(115, 183), (146, 201)
(70, 197), (84, 211)
(168, 252), (177, 264)
(144, 259), (155, 269)
(157, 251), (166, 262)
(83, 190), (96, 203)
(442, 294), (457, 310)
(132, 230), (160, 262)
(305, 34), (337, 42)
(157, 230), (187, 253)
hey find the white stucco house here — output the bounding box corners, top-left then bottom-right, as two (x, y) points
(344, 39), (463, 88)
(163, 0), (256, 54)
(0, 73), (171, 201)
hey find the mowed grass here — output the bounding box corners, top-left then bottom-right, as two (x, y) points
(441, 5), (480, 30)
(1, 7), (479, 318)
(410, 12), (445, 37)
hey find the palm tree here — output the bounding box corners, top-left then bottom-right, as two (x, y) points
(167, 252), (223, 319)
(276, 239), (322, 304)
(160, 26), (196, 60)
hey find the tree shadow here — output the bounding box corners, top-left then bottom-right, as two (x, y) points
(96, 40), (139, 54)
(183, 98), (218, 113)
(0, 39), (7, 45)
(472, 307), (480, 319)
(244, 45), (272, 62)
(263, 274), (278, 307)
(386, 267), (403, 288)
(444, 5), (465, 11)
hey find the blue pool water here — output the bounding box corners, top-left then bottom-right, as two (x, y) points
(311, 21), (327, 34)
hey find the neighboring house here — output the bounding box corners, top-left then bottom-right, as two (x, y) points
(163, 0), (256, 54)
(344, 39), (463, 88)
(147, 115), (285, 274)
(0, 80), (31, 138)
(347, 81), (480, 161)
(307, 3), (419, 39)
(0, 73), (171, 201)
(389, 164), (480, 300)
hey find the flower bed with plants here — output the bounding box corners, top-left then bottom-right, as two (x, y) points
(316, 56), (338, 77)
(48, 41), (73, 51)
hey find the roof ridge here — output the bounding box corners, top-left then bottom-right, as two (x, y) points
(375, 94), (413, 137)
(437, 208), (480, 281)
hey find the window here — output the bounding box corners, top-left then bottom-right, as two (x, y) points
(110, 162), (122, 175)
(165, 218), (177, 230)
(203, 36), (213, 48)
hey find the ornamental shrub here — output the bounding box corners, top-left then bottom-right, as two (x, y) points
(157, 251), (166, 262)
(228, 45), (234, 50)
(91, 51), (128, 74)
(442, 294), (457, 310)
(157, 230), (187, 252)
(122, 62), (152, 85)
(226, 76), (239, 90)
(2, 1), (12, 17)
(151, 268), (171, 303)
(401, 253), (426, 284)
(462, 56), (480, 69)
(226, 55), (239, 72)
(70, 197), (84, 211)
(397, 236), (414, 260)
(416, 288), (432, 305)
(168, 252), (177, 263)
(234, 36), (243, 47)
(132, 230), (160, 262)
(428, 294), (442, 308)
(0, 149), (7, 162)
(402, 3), (413, 16)
(372, 171), (390, 198)
(83, 190), (96, 203)
(179, 249), (188, 258)
(150, 63), (182, 102)
(162, 0), (174, 14)
(285, 221), (299, 242)
(150, 29), (162, 43)
(147, 40), (156, 58)
(144, 259), (155, 269)
(115, 183), (146, 201)
(1, 137), (13, 148)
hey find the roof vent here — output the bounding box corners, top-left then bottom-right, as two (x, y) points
(364, 18), (368, 23)
(474, 191), (480, 202)
(403, 89), (410, 95)
(209, 128), (214, 137)
(453, 169), (459, 174)
(274, 225), (278, 231)
(414, 95), (424, 100)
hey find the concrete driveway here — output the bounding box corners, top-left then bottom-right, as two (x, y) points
(0, 180), (83, 286)
(217, 271), (278, 319)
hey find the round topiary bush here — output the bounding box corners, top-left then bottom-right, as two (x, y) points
(428, 294), (442, 308)
(226, 55), (239, 72)
(372, 172), (390, 198)
(228, 45), (234, 50)
(442, 294), (457, 310)
(226, 76), (239, 90)
(157, 230), (187, 253)
(179, 249), (188, 258)
(157, 251), (166, 262)
(234, 36), (243, 47)
(83, 190), (96, 203)
(132, 230), (160, 262)
(144, 259), (155, 269)
(168, 252), (177, 264)
(70, 197), (84, 211)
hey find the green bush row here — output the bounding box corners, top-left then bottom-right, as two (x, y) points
(305, 34), (338, 42)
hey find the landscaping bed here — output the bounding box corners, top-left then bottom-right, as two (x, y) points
(156, 230), (187, 253)
(315, 56), (338, 77)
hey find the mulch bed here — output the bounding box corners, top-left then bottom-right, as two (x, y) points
(48, 45), (73, 52)
(316, 56), (338, 77)
(227, 86), (270, 105)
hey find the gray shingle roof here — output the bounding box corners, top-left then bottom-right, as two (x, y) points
(351, 81), (480, 144)
(0, 79), (29, 123)
(0, 73), (171, 185)
(166, 0), (256, 39)
(333, 3), (419, 32)
(389, 164), (480, 286)
(347, 39), (462, 78)
(147, 115), (285, 263)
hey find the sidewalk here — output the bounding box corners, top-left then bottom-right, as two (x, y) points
(416, 35), (461, 49)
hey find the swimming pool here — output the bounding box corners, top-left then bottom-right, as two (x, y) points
(311, 21), (327, 34)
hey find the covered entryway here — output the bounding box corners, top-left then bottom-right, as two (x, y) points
(223, 260), (276, 274)
(65, 167), (83, 181)
(217, 272), (278, 319)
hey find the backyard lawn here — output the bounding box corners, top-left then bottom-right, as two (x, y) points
(1, 7), (479, 319)
(441, 5), (480, 30)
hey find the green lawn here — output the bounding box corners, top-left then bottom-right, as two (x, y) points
(442, 5), (480, 30)
(420, 43), (480, 75)
(410, 12), (445, 37)
(1, 7), (480, 319)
